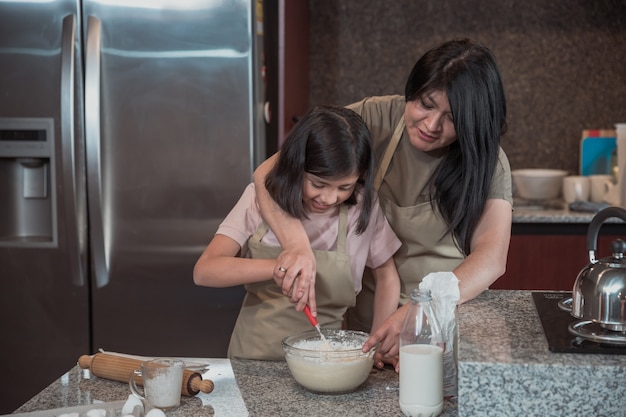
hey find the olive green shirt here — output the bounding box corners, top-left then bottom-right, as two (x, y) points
(348, 95), (512, 207)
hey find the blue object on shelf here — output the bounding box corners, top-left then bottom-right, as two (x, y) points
(580, 137), (616, 176)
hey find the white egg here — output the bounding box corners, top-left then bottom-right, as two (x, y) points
(85, 409), (106, 417)
(121, 394), (144, 415)
(145, 409), (167, 417)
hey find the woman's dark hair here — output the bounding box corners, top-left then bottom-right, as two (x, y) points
(265, 105), (374, 234)
(405, 38), (508, 255)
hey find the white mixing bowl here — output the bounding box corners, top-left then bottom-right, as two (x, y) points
(512, 169), (568, 200)
(282, 329), (375, 394)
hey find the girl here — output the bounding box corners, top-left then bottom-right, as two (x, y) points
(193, 105), (401, 360)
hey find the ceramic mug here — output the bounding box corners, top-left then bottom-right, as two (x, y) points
(562, 176), (590, 203)
(604, 182), (621, 205)
(129, 358), (184, 410)
(588, 175), (614, 203)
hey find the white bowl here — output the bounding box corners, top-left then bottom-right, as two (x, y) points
(511, 169), (568, 200)
(281, 329), (375, 394)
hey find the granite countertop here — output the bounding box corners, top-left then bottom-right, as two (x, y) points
(511, 199), (617, 223)
(457, 290), (626, 417)
(11, 359), (457, 417)
(12, 358), (455, 416)
(233, 360), (455, 416)
(12, 290), (626, 417)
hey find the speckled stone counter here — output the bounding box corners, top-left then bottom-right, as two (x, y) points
(512, 200), (619, 224)
(232, 360), (455, 416)
(12, 358), (456, 416)
(457, 290), (626, 417)
(13, 291), (626, 417)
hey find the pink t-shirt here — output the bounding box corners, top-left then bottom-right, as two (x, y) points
(216, 184), (401, 293)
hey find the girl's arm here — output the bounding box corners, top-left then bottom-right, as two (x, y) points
(368, 257), (402, 370)
(370, 257), (401, 333)
(253, 154), (318, 314)
(193, 234), (277, 287)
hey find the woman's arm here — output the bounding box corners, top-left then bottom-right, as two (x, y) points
(253, 154), (318, 313)
(453, 198), (512, 303)
(362, 198), (513, 370)
(193, 234), (276, 287)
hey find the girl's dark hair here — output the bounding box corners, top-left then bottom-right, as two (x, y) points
(405, 38), (508, 255)
(265, 105), (374, 234)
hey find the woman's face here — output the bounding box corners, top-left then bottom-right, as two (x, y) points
(302, 172), (359, 214)
(404, 89), (457, 152)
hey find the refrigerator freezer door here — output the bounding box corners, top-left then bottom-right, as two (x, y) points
(0, 0), (90, 413)
(82, 1), (254, 356)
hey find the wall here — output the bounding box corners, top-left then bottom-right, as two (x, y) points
(308, 0), (626, 173)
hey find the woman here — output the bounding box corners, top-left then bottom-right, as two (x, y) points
(253, 39), (513, 365)
(194, 105), (401, 360)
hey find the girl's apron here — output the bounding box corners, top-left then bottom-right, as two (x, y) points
(346, 116), (464, 332)
(228, 204), (355, 360)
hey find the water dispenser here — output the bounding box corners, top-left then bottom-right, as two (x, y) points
(0, 118), (57, 247)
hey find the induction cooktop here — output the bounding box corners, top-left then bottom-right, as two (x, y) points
(531, 291), (626, 354)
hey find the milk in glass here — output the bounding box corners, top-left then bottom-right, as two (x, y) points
(398, 289), (444, 417)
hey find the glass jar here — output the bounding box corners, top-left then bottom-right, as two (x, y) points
(399, 289), (444, 417)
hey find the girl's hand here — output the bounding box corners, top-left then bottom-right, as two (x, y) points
(373, 351), (399, 371)
(362, 304), (408, 371)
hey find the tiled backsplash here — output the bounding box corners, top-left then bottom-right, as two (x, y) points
(308, 0), (626, 174)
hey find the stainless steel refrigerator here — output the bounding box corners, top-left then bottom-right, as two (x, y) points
(0, 0), (266, 412)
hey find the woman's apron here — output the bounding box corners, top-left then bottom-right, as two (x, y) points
(228, 204), (355, 360)
(345, 116), (464, 332)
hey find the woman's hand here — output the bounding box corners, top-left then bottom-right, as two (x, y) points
(273, 245), (317, 313)
(254, 153), (319, 314)
(362, 303), (408, 372)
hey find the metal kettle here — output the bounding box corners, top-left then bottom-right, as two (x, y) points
(571, 206), (626, 332)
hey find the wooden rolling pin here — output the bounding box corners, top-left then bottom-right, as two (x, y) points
(78, 353), (214, 396)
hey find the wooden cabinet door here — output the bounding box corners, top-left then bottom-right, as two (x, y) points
(492, 234), (623, 291)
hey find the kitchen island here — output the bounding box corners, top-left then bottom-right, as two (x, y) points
(12, 291), (626, 417)
(457, 291), (626, 417)
(9, 357), (455, 417)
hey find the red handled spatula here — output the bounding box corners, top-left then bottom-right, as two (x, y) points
(304, 305), (327, 341)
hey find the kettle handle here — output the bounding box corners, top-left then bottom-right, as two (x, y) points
(586, 206), (626, 262)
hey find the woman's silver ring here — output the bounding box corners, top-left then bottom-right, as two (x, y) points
(278, 266), (287, 272)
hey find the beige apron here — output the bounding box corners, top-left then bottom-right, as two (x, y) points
(345, 116), (464, 332)
(228, 204), (355, 360)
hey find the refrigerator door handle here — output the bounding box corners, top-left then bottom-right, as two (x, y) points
(85, 15), (109, 288)
(60, 14), (85, 287)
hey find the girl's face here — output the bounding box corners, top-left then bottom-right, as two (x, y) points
(404, 89), (457, 152)
(302, 172), (359, 214)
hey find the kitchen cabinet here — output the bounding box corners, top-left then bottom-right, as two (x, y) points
(263, 0), (310, 153)
(492, 222), (626, 291)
